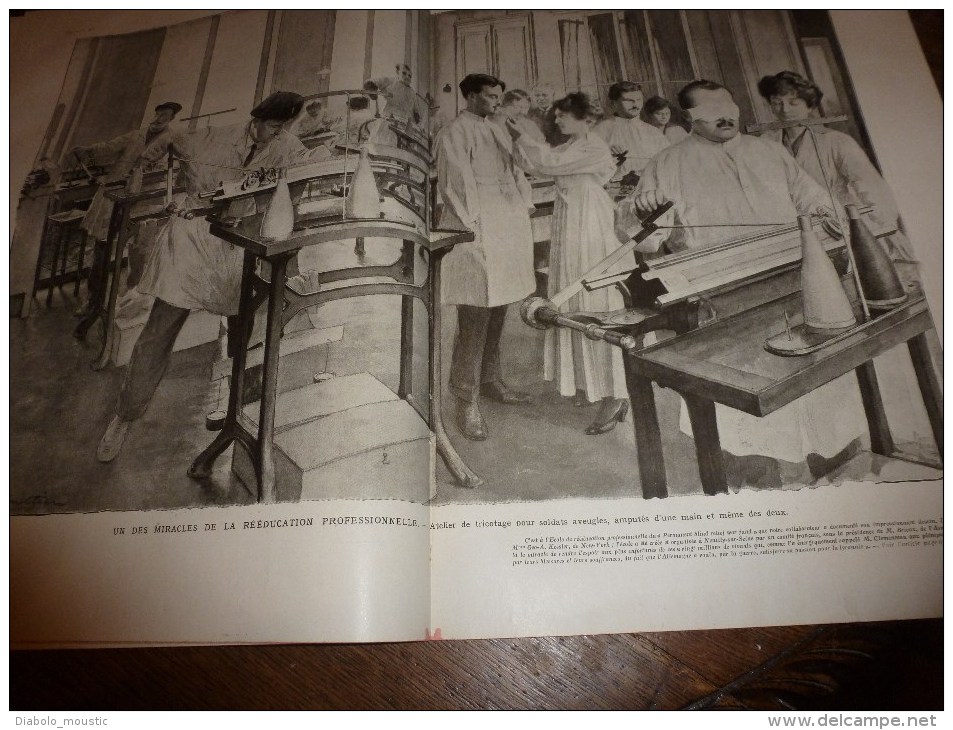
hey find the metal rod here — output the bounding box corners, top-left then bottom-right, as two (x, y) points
(745, 115), (848, 133)
(178, 107), (237, 122)
(165, 144), (174, 207)
(536, 306), (638, 351)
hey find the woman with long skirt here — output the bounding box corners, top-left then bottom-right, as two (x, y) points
(505, 92), (628, 435)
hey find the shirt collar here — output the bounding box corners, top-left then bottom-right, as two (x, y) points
(461, 109), (489, 123)
(689, 131), (743, 150)
(244, 121), (260, 148)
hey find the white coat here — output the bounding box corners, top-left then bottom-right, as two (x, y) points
(593, 116), (670, 181)
(623, 132), (868, 462)
(763, 125), (914, 261)
(436, 111), (535, 308)
(136, 122), (309, 316)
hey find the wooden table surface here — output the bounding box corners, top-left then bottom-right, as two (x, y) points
(9, 10), (942, 713)
(631, 295), (931, 417)
(9, 621), (943, 709)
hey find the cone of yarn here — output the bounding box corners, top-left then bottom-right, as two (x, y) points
(799, 215), (856, 333)
(126, 167), (143, 194)
(345, 148), (381, 219)
(845, 204), (906, 309)
(260, 169), (294, 240)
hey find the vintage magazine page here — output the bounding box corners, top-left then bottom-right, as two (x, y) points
(427, 9), (942, 637)
(10, 9), (435, 646)
(8, 9), (943, 647)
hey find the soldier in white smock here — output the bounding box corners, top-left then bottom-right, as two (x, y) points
(619, 80), (868, 487)
(594, 82), (670, 184)
(96, 92), (310, 463)
(71, 101), (182, 316)
(436, 73), (536, 441)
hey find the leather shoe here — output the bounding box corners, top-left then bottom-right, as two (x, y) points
(585, 399), (629, 436)
(456, 399), (488, 441)
(480, 382), (532, 405)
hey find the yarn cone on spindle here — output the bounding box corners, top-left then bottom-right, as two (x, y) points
(260, 169), (294, 240)
(799, 215), (856, 333)
(345, 147), (382, 219)
(845, 203), (907, 310)
(126, 166), (143, 194)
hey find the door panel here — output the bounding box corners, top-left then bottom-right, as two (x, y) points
(457, 24), (492, 79)
(495, 19), (532, 92)
(272, 10), (337, 97)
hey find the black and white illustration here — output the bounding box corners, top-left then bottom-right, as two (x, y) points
(428, 9), (942, 503)
(10, 10), (942, 517)
(11, 10), (440, 512)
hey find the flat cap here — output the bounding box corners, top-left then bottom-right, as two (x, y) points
(251, 91), (305, 123)
(154, 101), (183, 115)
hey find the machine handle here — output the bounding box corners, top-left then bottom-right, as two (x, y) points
(520, 297), (638, 352)
(549, 201), (673, 309)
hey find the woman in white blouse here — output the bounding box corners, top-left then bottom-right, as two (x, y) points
(505, 92), (629, 435)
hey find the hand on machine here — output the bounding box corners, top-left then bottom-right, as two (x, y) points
(520, 201), (674, 350)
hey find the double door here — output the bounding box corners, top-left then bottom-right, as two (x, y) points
(455, 15), (535, 108)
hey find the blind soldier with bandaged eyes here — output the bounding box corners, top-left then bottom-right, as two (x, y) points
(616, 80), (868, 487)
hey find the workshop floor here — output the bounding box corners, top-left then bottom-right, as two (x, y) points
(10, 246), (942, 515)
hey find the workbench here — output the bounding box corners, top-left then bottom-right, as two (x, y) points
(74, 178), (181, 369)
(187, 211), (481, 503)
(625, 293), (942, 498)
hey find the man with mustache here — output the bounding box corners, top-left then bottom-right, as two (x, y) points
(594, 81), (669, 185)
(616, 79), (867, 489)
(618, 80), (833, 252)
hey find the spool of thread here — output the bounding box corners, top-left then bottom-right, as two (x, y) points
(126, 167), (143, 194)
(845, 204), (907, 310)
(799, 215), (856, 333)
(260, 168), (294, 240)
(345, 148), (382, 219)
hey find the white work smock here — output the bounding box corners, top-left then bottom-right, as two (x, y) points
(436, 110), (535, 308)
(136, 122), (309, 316)
(78, 127), (171, 240)
(764, 125), (915, 261)
(621, 132), (868, 463)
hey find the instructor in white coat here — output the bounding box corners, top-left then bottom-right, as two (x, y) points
(436, 73), (536, 441)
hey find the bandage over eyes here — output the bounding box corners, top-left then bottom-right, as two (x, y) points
(686, 100), (740, 123)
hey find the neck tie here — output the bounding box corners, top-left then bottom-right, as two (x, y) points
(242, 143), (258, 168)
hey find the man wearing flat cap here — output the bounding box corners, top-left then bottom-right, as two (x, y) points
(96, 91), (312, 463)
(72, 101), (183, 318)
